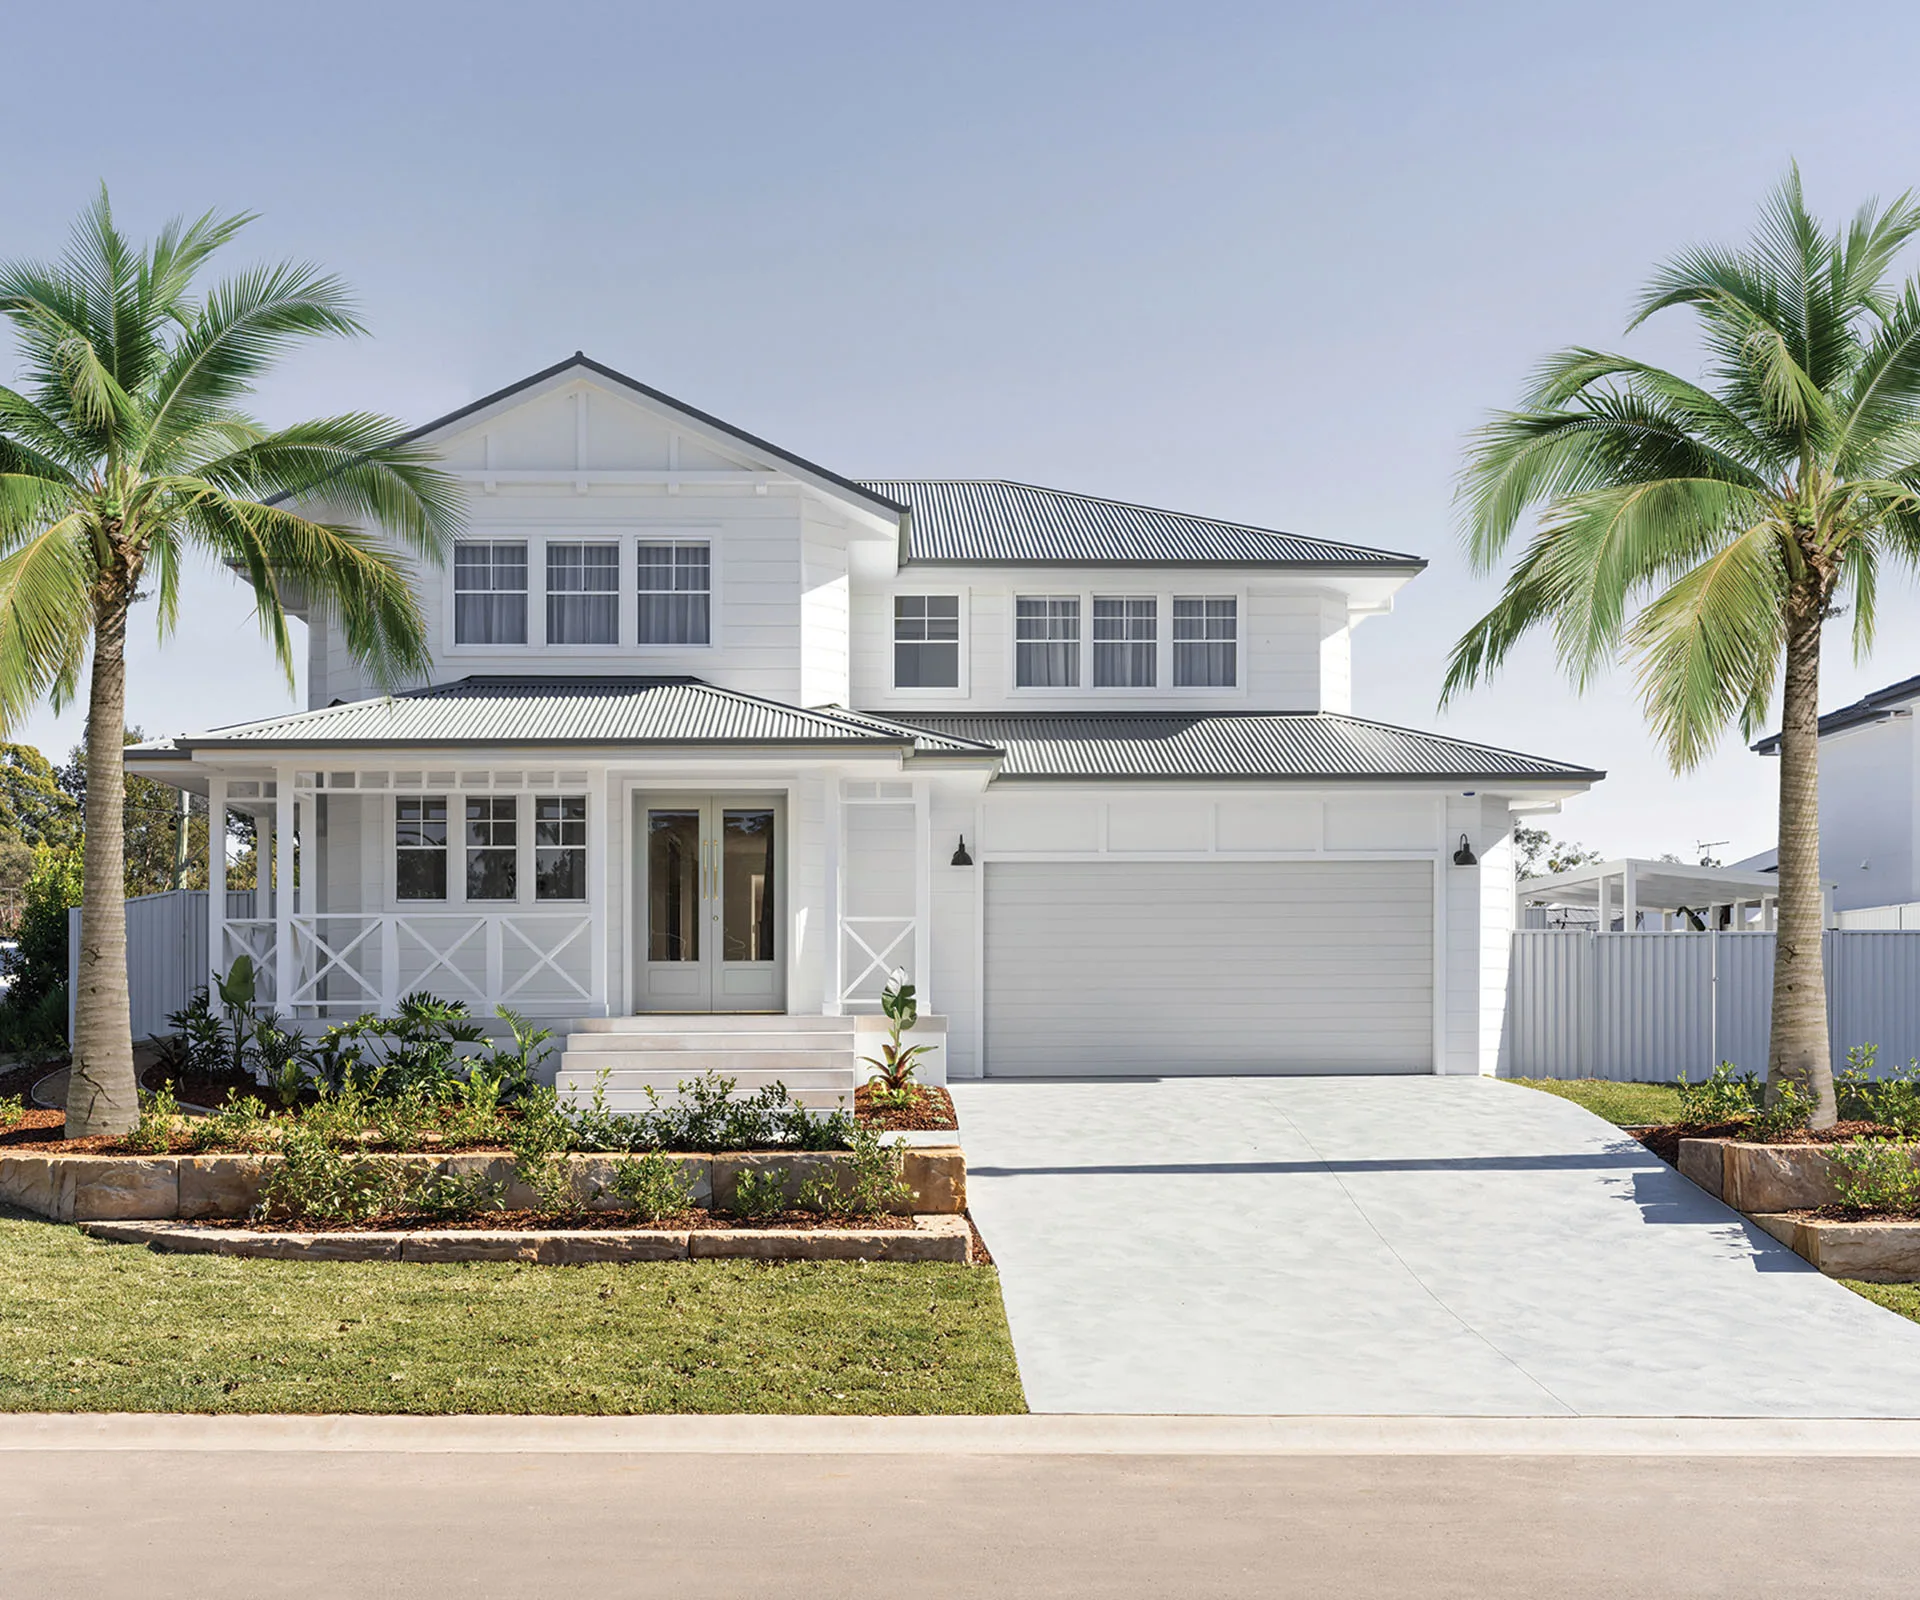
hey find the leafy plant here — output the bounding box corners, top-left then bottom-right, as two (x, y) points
(0, 1094), (23, 1132)
(1831, 1138), (1920, 1214)
(604, 1151), (695, 1223)
(214, 957), (260, 1081)
(256, 1126), (406, 1223)
(507, 1086), (576, 1213)
(1674, 1062), (1763, 1124)
(729, 1166), (790, 1221)
(163, 989), (234, 1081)
(246, 1015), (311, 1110)
(122, 1085), (181, 1154)
(486, 1007), (552, 1102)
(836, 1126), (916, 1219)
(1749, 1079), (1817, 1140)
(405, 1168), (507, 1221)
(1837, 1044), (1920, 1133)
(187, 1093), (276, 1155)
(862, 974), (932, 1099)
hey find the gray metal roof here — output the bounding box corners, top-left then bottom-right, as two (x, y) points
(152, 678), (997, 753)
(886, 711), (1601, 783)
(859, 479), (1426, 569)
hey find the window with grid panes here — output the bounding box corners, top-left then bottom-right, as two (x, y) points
(535, 796), (587, 901)
(1173, 596), (1237, 686)
(465, 796), (518, 900)
(636, 542), (710, 644)
(453, 542), (528, 644)
(395, 797), (448, 900)
(1093, 596), (1156, 687)
(893, 595), (961, 687)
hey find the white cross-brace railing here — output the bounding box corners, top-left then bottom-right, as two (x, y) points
(840, 914), (915, 1006)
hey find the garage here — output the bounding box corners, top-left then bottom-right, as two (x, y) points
(983, 860), (1435, 1076)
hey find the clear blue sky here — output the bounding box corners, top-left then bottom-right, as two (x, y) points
(4, 0), (1918, 860)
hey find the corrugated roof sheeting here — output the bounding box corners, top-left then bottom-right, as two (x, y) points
(889, 712), (1600, 781)
(858, 479), (1424, 568)
(178, 677), (993, 751)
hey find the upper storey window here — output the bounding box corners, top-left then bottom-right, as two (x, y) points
(638, 541), (711, 645)
(1015, 596), (1080, 688)
(454, 541), (528, 645)
(1093, 597), (1156, 688)
(1174, 596), (1237, 687)
(546, 542), (619, 645)
(893, 596), (960, 688)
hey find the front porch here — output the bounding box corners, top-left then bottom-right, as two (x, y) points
(185, 760), (942, 1026)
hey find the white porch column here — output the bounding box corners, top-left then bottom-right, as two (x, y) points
(822, 776), (843, 1016)
(206, 775), (227, 985)
(1596, 872), (1611, 933)
(913, 777), (932, 1014)
(1623, 863), (1638, 933)
(274, 766), (296, 1010)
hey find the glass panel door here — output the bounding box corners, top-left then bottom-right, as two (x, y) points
(635, 795), (783, 1013)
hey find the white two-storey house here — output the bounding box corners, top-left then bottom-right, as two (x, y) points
(129, 355), (1600, 1100)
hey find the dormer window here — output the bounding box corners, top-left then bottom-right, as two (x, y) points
(453, 541), (528, 645)
(637, 541), (711, 645)
(894, 596), (961, 688)
(1174, 596), (1237, 687)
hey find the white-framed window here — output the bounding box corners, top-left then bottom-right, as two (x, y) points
(453, 541), (528, 645)
(893, 595), (961, 688)
(1174, 596), (1237, 687)
(395, 796), (449, 900)
(1015, 595), (1080, 687)
(545, 542), (620, 645)
(465, 796), (518, 901)
(637, 541), (711, 645)
(1093, 596), (1157, 688)
(535, 795), (588, 901)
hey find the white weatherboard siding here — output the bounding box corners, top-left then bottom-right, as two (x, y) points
(982, 860), (1435, 1076)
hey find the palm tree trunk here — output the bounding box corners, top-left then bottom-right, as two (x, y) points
(1768, 574), (1835, 1127)
(65, 578), (137, 1137)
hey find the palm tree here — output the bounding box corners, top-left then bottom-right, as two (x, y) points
(0, 191), (459, 1135)
(1444, 169), (1920, 1128)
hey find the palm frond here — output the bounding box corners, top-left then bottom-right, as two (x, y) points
(0, 518), (96, 732)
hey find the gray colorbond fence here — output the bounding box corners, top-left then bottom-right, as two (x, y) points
(66, 889), (259, 1043)
(1504, 928), (1920, 1080)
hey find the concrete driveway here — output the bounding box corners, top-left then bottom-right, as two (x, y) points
(949, 1076), (1920, 1416)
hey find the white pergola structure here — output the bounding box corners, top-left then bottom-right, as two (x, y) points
(1517, 858), (1822, 932)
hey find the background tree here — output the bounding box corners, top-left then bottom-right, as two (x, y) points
(1513, 825), (1604, 881)
(1445, 169), (1920, 1126)
(0, 191), (459, 1134)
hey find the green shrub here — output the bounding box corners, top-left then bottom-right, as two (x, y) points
(122, 1085), (181, 1154)
(829, 1126), (916, 1219)
(507, 1086), (576, 1213)
(0, 843), (81, 1049)
(246, 1016), (311, 1110)
(604, 1150), (695, 1222)
(0, 1093), (22, 1131)
(187, 1093), (276, 1154)
(1837, 1044), (1920, 1132)
(1674, 1062), (1763, 1123)
(1831, 1138), (1920, 1214)
(1749, 1078), (1818, 1139)
(256, 1125), (405, 1223)
(405, 1168), (507, 1220)
(729, 1167), (789, 1220)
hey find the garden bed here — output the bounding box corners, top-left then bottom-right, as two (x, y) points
(77, 1214), (971, 1264)
(854, 1083), (957, 1132)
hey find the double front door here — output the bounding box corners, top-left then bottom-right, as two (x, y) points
(635, 794), (784, 1012)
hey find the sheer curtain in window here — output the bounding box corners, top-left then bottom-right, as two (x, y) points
(1173, 597), (1237, 686)
(454, 542), (528, 645)
(1015, 596), (1079, 687)
(546, 543), (619, 644)
(1093, 597), (1156, 687)
(637, 543), (711, 644)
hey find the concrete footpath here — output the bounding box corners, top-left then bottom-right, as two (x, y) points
(6, 1416), (1920, 1598)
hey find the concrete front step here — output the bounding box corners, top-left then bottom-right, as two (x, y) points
(569, 1086), (854, 1115)
(570, 1014), (852, 1034)
(557, 1064), (854, 1094)
(564, 1032), (855, 1055)
(559, 1048), (851, 1074)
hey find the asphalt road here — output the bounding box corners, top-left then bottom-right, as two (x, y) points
(12, 1446), (1920, 1597)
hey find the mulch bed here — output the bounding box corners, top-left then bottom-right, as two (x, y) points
(141, 1063), (268, 1110)
(196, 1207), (915, 1234)
(856, 1083), (958, 1132)
(1804, 1206), (1920, 1223)
(964, 1211), (994, 1266)
(1633, 1119), (1901, 1167)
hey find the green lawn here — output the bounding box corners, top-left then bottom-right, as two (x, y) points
(1842, 1281), (1920, 1326)
(1507, 1078), (1688, 1126)
(0, 1204), (1026, 1415)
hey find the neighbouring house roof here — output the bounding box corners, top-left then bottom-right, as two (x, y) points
(1752, 672), (1920, 752)
(858, 479), (1426, 570)
(879, 711), (1601, 783)
(134, 678), (999, 755)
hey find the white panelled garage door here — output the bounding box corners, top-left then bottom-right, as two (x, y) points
(984, 860), (1434, 1076)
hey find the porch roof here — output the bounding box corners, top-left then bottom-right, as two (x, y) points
(133, 677), (1002, 755)
(880, 711), (1603, 784)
